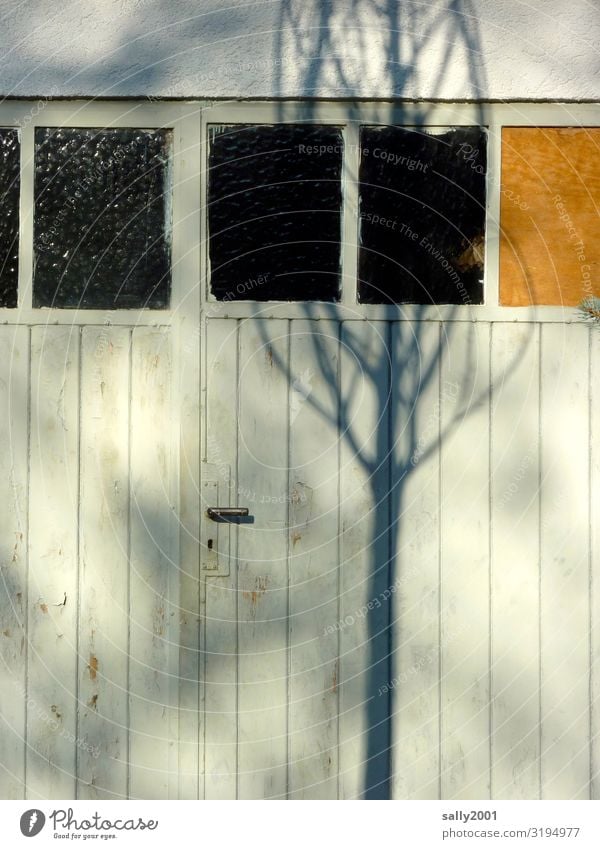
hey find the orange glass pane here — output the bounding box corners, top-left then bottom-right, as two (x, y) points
(499, 127), (600, 306)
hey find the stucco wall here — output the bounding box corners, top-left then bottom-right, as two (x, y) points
(0, 0), (597, 100)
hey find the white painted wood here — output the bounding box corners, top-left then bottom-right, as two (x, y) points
(440, 322), (491, 799)
(390, 322), (441, 800)
(591, 327), (600, 800)
(540, 323), (590, 799)
(17, 123), (34, 311)
(339, 320), (391, 800)
(27, 326), (79, 799)
(186, 301), (589, 326)
(0, 326), (29, 798)
(490, 323), (541, 799)
(177, 313), (202, 800)
(168, 106), (201, 800)
(201, 102), (600, 134)
(288, 319), (340, 799)
(3, 100), (600, 135)
(77, 327), (130, 799)
(237, 318), (290, 799)
(340, 123), (359, 308)
(0, 304), (589, 325)
(2, 97), (600, 803)
(204, 318), (239, 799)
(128, 327), (174, 799)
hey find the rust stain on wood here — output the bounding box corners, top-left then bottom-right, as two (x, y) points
(500, 127), (600, 306)
(88, 655), (99, 680)
(243, 575), (269, 607)
(153, 605), (165, 637)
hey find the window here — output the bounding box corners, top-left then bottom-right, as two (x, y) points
(207, 124), (343, 301)
(0, 128), (20, 308)
(33, 127), (172, 309)
(358, 126), (487, 304)
(206, 122), (487, 305)
(1, 102), (594, 316)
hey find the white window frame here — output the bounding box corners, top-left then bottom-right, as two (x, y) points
(0, 99), (200, 326)
(0, 99), (597, 325)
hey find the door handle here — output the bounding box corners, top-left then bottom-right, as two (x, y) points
(206, 506), (250, 521)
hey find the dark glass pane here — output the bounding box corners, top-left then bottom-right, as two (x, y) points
(0, 129), (20, 308)
(358, 126), (487, 304)
(33, 128), (172, 309)
(208, 124), (342, 301)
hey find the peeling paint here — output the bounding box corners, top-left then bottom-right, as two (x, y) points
(88, 655), (98, 680)
(153, 600), (166, 639)
(11, 533), (22, 563)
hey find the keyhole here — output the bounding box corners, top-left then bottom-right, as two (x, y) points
(207, 539), (213, 550)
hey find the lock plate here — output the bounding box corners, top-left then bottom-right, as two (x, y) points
(201, 464), (230, 577)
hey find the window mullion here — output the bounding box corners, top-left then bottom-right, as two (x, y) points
(484, 119), (502, 308)
(340, 120), (360, 307)
(18, 121), (35, 311)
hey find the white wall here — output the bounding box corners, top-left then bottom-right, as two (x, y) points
(0, 0), (597, 100)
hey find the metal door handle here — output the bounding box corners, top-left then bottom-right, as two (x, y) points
(206, 507), (250, 521)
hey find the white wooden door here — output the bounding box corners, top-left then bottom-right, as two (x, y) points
(201, 315), (439, 800)
(201, 315), (599, 801)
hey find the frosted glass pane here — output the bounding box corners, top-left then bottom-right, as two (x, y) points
(208, 124), (342, 301)
(0, 129), (20, 308)
(34, 127), (172, 309)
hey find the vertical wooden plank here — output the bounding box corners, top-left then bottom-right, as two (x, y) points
(27, 326), (79, 799)
(390, 322), (441, 800)
(490, 323), (541, 799)
(288, 319), (339, 799)
(173, 108), (202, 801)
(540, 323), (590, 799)
(339, 321), (391, 800)
(77, 327), (130, 799)
(178, 316), (201, 801)
(0, 326), (28, 798)
(204, 318), (239, 799)
(440, 322), (491, 799)
(237, 318), (289, 799)
(591, 326), (600, 800)
(129, 327), (174, 799)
